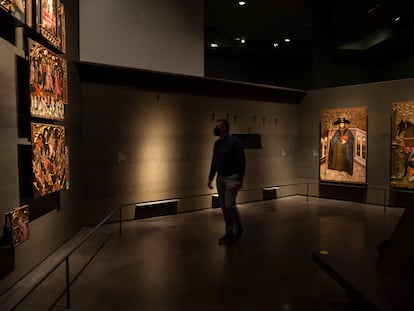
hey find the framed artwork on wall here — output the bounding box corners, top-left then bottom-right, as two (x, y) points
(390, 101), (414, 189)
(29, 40), (67, 120)
(5, 205), (30, 247)
(320, 107), (368, 184)
(35, 0), (65, 52)
(31, 122), (69, 197)
(0, 0), (26, 24)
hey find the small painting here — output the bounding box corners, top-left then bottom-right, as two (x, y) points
(6, 205), (30, 247)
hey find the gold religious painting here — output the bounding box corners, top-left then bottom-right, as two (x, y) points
(320, 107), (368, 184)
(35, 0), (66, 51)
(31, 122), (69, 197)
(391, 101), (414, 189)
(0, 0), (9, 11)
(29, 40), (67, 120)
(6, 205), (30, 247)
(0, 0), (26, 24)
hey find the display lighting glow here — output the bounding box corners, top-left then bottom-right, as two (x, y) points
(210, 43), (218, 47)
(284, 37), (291, 43)
(238, 1), (246, 6)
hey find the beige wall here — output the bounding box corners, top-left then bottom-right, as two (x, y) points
(81, 83), (302, 223)
(79, 0), (204, 77)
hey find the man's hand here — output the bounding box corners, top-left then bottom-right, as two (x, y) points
(207, 180), (214, 189)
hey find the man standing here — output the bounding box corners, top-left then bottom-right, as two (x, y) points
(208, 119), (246, 244)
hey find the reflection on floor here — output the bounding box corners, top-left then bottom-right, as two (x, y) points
(13, 196), (403, 311)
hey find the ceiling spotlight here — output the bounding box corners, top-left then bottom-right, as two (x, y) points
(240, 38), (246, 44)
(394, 16), (401, 22)
(273, 42), (279, 48)
(238, 1), (246, 6)
(210, 43), (218, 48)
(284, 37), (291, 43)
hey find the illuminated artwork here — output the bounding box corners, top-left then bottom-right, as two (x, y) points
(31, 122), (69, 197)
(320, 107), (368, 184)
(29, 41), (67, 120)
(0, 0), (26, 24)
(36, 0), (65, 51)
(6, 205), (30, 247)
(391, 101), (414, 189)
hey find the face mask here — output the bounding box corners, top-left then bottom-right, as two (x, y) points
(213, 128), (221, 136)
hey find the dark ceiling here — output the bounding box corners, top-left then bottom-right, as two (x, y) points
(204, 0), (414, 89)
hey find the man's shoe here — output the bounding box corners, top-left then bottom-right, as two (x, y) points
(218, 232), (235, 244)
(235, 228), (244, 241)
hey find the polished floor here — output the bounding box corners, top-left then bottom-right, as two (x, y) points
(13, 196), (403, 311)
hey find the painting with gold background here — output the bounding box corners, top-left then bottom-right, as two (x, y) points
(0, 0), (26, 24)
(391, 101), (414, 189)
(5, 205), (30, 247)
(31, 122), (69, 197)
(29, 40), (67, 120)
(320, 107), (368, 184)
(36, 0), (66, 52)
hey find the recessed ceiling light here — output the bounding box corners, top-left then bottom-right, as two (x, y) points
(241, 38), (246, 44)
(210, 43), (218, 48)
(284, 38), (291, 43)
(273, 42), (279, 48)
(394, 16), (401, 22)
(238, 1), (246, 6)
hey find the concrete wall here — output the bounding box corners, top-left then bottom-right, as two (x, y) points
(81, 83), (301, 224)
(79, 0), (204, 77)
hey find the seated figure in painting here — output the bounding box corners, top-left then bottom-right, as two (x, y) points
(328, 117), (354, 176)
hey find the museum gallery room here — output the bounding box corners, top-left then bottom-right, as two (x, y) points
(1, 0), (414, 310)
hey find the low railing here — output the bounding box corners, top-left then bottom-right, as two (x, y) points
(272, 182), (414, 212)
(119, 182), (414, 223)
(5, 182), (414, 310)
(1, 204), (123, 311)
